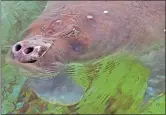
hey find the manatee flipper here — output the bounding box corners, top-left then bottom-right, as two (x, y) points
(24, 72), (85, 106)
(139, 48), (165, 103)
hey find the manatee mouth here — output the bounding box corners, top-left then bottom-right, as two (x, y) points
(24, 59), (37, 63)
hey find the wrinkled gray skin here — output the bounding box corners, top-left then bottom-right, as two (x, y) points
(7, 1), (165, 106)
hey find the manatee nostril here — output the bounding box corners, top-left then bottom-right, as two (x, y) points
(15, 44), (22, 51)
(24, 47), (34, 54)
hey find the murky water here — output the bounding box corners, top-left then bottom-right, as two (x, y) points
(1, 1), (165, 114)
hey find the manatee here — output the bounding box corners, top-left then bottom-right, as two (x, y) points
(6, 1), (165, 106)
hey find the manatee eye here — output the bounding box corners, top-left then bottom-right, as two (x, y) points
(65, 26), (80, 38)
(41, 25), (47, 32)
(65, 26), (83, 52)
(72, 27), (80, 36)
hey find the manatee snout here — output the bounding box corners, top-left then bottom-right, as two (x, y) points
(12, 42), (42, 63)
(11, 35), (53, 63)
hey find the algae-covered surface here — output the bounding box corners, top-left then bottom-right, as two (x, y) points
(1, 1), (165, 114)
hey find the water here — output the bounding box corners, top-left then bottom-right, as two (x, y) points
(1, 1), (165, 114)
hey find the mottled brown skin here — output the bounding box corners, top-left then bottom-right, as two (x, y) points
(6, 1), (165, 106)
(8, 1), (165, 74)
